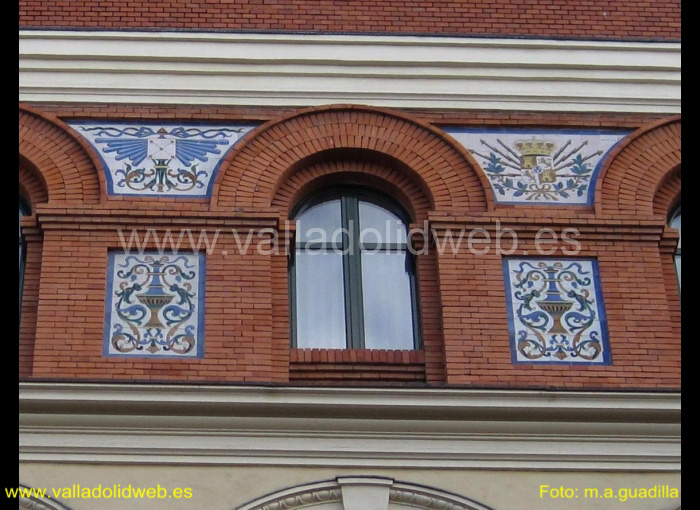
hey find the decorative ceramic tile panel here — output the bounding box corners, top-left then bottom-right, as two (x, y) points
(104, 252), (205, 358)
(71, 122), (256, 197)
(444, 128), (629, 205)
(503, 258), (611, 365)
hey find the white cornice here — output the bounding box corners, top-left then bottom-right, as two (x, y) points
(19, 382), (680, 471)
(18, 381), (679, 414)
(19, 30), (680, 113)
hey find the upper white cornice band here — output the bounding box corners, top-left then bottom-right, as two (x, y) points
(19, 30), (680, 113)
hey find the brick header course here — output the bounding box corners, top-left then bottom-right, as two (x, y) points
(19, 0), (680, 41)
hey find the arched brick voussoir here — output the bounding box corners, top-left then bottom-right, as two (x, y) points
(272, 157), (434, 223)
(19, 156), (49, 209)
(653, 166), (681, 218)
(19, 105), (104, 205)
(595, 116), (680, 218)
(212, 104), (491, 213)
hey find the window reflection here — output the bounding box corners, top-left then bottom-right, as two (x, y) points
(296, 196), (342, 243)
(670, 206), (681, 289)
(361, 251), (415, 349)
(291, 188), (419, 350)
(294, 250), (347, 349)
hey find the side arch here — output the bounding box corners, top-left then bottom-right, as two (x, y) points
(595, 116), (680, 217)
(19, 105), (103, 205)
(19, 156), (49, 379)
(212, 104), (491, 213)
(234, 476), (495, 510)
(653, 165), (681, 217)
(19, 155), (49, 210)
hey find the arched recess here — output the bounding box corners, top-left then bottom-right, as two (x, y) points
(272, 155), (447, 383)
(655, 167), (681, 345)
(19, 105), (103, 205)
(19, 156), (49, 210)
(212, 104), (492, 213)
(19, 157), (50, 379)
(272, 152), (433, 222)
(234, 476), (495, 510)
(595, 116), (681, 217)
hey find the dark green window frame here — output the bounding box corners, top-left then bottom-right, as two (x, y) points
(669, 204), (681, 291)
(289, 186), (422, 350)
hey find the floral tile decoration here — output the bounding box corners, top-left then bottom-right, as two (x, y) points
(503, 258), (611, 364)
(104, 252), (205, 358)
(71, 122), (256, 197)
(444, 128), (629, 205)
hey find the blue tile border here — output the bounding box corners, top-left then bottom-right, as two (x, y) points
(444, 127), (631, 206)
(103, 251), (206, 359)
(70, 121), (258, 198)
(502, 257), (612, 366)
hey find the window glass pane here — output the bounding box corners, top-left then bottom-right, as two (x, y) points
(358, 199), (407, 245)
(295, 250), (346, 348)
(670, 208), (680, 289)
(296, 198), (342, 243)
(670, 209), (681, 249)
(361, 251), (414, 349)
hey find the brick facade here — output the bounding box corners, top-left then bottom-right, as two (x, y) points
(17, 4), (682, 505)
(19, 103), (681, 389)
(19, 0), (680, 40)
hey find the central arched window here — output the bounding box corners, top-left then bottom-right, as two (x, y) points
(290, 187), (421, 350)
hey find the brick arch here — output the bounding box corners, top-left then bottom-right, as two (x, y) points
(19, 155), (49, 209)
(596, 116), (681, 217)
(19, 105), (103, 204)
(271, 151), (433, 222)
(653, 166), (681, 218)
(212, 104), (491, 212)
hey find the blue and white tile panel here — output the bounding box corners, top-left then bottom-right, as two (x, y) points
(503, 258), (611, 365)
(445, 128), (629, 205)
(104, 252), (205, 358)
(71, 122), (256, 197)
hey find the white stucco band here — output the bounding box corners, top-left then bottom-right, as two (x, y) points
(19, 383), (680, 472)
(19, 30), (680, 113)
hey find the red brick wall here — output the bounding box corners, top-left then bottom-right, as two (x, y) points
(28, 103), (669, 130)
(19, 0), (680, 41)
(29, 225), (287, 382)
(18, 103), (681, 389)
(433, 222), (679, 388)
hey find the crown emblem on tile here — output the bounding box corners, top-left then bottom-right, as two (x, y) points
(514, 139), (556, 156)
(458, 129), (626, 204)
(514, 139), (556, 171)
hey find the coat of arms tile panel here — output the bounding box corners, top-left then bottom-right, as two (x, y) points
(104, 252), (205, 358)
(71, 122), (256, 197)
(444, 128), (630, 205)
(503, 258), (611, 364)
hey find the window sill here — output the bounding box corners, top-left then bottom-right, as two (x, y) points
(289, 349), (426, 384)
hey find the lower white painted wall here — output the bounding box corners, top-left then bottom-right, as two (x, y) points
(18, 383), (681, 509)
